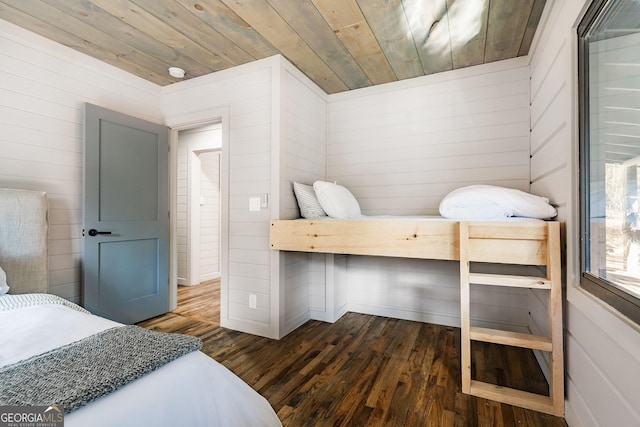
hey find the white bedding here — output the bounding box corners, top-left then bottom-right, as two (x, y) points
(438, 185), (557, 219)
(0, 296), (282, 427)
(293, 215), (540, 222)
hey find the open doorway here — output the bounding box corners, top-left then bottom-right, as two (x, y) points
(175, 123), (221, 323)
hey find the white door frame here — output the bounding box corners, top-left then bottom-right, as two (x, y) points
(166, 107), (230, 312)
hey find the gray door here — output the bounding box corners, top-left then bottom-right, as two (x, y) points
(83, 103), (169, 324)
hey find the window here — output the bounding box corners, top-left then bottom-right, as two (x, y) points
(579, 0), (640, 323)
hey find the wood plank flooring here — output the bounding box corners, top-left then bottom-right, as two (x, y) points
(138, 280), (567, 427)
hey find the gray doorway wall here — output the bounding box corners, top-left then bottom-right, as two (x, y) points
(83, 103), (169, 324)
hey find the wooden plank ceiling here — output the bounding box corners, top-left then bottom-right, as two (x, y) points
(0, 0), (546, 94)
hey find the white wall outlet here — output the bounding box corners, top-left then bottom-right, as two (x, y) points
(249, 294), (257, 309)
(249, 197), (261, 211)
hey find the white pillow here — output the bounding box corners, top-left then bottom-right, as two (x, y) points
(439, 185), (557, 219)
(313, 181), (362, 219)
(293, 182), (327, 219)
(0, 265), (9, 295)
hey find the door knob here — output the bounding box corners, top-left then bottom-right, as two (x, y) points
(87, 229), (112, 237)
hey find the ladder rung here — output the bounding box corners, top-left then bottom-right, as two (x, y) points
(469, 380), (557, 415)
(469, 327), (552, 351)
(468, 273), (551, 289)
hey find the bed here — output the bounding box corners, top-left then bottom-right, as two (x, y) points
(270, 216), (553, 262)
(271, 182), (564, 416)
(0, 188), (282, 427)
(272, 181), (559, 264)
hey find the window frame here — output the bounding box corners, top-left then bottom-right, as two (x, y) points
(578, 0), (640, 325)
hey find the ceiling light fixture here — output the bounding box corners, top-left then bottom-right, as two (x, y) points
(168, 67), (185, 78)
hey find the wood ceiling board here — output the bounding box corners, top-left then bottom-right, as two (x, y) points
(0, 0), (547, 90)
(356, 0), (423, 80)
(402, 0), (453, 75)
(219, 0), (348, 94)
(176, 0), (279, 61)
(518, 0), (546, 56)
(131, 0), (256, 67)
(41, 0), (214, 77)
(332, 23), (398, 86)
(312, 0), (397, 85)
(87, 0), (231, 71)
(266, 0), (371, 90)
(310, 0), (365, 29)
(447, 0), (490, 69)
(1, 1), (171, 85)
(485, 0), (534, 63)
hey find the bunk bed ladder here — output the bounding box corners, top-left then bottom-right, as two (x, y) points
(459, 221), (564, 416)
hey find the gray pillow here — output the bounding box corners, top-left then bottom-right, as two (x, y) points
(293, 182), (327, 219)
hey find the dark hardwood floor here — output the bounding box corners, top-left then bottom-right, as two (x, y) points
(138, 280), (567, 427)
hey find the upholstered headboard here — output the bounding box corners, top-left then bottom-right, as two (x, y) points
(0, 188), (48, 294)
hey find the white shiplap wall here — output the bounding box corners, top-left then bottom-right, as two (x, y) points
(199, 151), (221, 281)
(529, 1), (640, 425)
(0, 18), (162, 304)
(326, 60), (534, 331)
(328, 58), (532, 216)
(277, 58), (329, 336)
(176, 133), (188, 284)
(527, 0), (575, 384)
(163, 58), (276, 338)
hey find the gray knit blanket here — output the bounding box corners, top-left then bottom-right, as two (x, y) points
(0, 325), (202, 413)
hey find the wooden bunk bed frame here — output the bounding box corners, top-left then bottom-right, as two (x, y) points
(270, 218), (564, 416)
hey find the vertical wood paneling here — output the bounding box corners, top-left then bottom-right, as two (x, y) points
(0, 18), (162, 304)
(529, 1), (640, 426)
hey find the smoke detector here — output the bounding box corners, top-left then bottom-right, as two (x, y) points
(168, 67), (185, 78)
